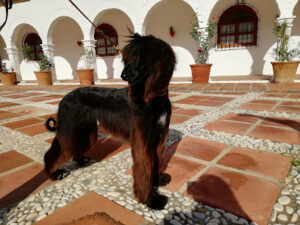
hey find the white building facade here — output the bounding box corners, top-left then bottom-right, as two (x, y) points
(0, 0), (299, 82)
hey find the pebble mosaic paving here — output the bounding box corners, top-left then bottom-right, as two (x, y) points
(0, 83), (299, 225)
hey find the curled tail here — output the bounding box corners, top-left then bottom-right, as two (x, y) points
(45, 117), (56, 132)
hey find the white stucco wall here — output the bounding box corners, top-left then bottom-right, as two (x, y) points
(144, 0), (197, 77)
(209, 0), (279, 76)
(0, 0), (299, 81)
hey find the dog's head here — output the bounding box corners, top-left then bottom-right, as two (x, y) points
(121, 33), (176, 103)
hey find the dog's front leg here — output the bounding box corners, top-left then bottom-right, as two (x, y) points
(131, 139), (168, 210)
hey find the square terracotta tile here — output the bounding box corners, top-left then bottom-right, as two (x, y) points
(207, 96), (234, 102)
(167, 136), (227, 162)
(248, 99), (278, 105)
(18, 123), (48, 136)
(0, 102), (19, 108)
(249, 126), (300, 145)
(160, 155), (205, 192)
(3, 118), (43, 129)
(235, 84), (251, 91)
(194, 101), (225, 107)
(35, 192), (146, 225)
(26, 96), (56, 102)
(289, 93), (300, 99)
(10, 106), (47, 115)
(251, 84), (267, 91)
(0, 163), (54, 208)
(186, 95), (210, 100)
(219, 84), (236, 91)
(0, 150), (33, 174)
(0, 111), (21, 120)
(84, 138), (130, 161)
(175, 98), (200, 105)
(260, 117), (300, 130)
(218, 147), (292, 181)
(240, 103), (274, 111)
(280, 101), (300, 107)
(204, 120), (252, 135)
(260, 92), (288, 98)
(185, 167), (281, 225)
(219, 113), (259, 124)
(170, 114), (189, 124)
(174, 108), (202, 117)
(274, 105), (300, 114)
(47, 100), (61, 105)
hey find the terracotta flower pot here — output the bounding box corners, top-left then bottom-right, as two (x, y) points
(34, 71), (52, 86)
(190, 64), (212, 83)
(76, 69), (94, 85)
(271, 61), (299, 84)
(0, 72), (17, 86)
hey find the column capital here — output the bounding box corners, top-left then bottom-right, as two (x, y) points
(81, 40), (96, 48)
(4, 47), (19, 55)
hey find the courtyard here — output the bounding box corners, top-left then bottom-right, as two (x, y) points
(0, 82), (299, 225)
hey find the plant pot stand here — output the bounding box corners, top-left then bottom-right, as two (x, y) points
(34, 71), (53, 86)
(76, 69), (94, 85)
(271, 61), (300, 84)
(190, 64), (212, 83)
(0, 72), (17, 86)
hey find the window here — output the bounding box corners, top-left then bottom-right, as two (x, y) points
(23, 33), (42, 61)
(218, 5), (258, 48)
(94, 23), (118, 56)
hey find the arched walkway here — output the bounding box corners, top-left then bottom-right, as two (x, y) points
(92, 9), (134, 79)
(143, 0), (197, 77)
(48, 16), (84, 81)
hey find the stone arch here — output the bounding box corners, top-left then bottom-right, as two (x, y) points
(89, 8), (135, 79)
(143, 0), (198, 77)
(43, 9), (86, 45)
(0, 35), (8, 60)
(88, 1), (137, 39)
(49, 17), (85, 81)
(292, 0), (300, 36)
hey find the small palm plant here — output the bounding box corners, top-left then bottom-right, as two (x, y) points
(273, 20), (300, 62)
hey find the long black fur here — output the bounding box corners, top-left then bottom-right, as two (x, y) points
(44, 33), (176, 210)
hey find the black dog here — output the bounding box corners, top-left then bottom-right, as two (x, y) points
(44, 33), (176, 210)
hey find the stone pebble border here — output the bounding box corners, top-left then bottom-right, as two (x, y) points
(0, 89), (299, 225)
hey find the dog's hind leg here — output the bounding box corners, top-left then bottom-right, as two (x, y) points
(72, 122), (98, 167)
(44, 136), (73, 180)
(157, 128), (171, 187)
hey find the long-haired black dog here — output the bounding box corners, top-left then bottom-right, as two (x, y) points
(44, 33), (176, 210)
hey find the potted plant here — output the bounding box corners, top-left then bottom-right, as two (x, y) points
(189, 17), (216, 83)
(76, 48), (95, 85)
(22, 43), (34, 61)
(271, 20), (300, 83)
(0, 63), (17, 86)
(34, 52), (54, 86)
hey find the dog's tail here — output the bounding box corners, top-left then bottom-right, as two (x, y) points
(45, 117), (56, 132)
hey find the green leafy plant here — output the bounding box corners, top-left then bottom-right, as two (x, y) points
(37, 53), (53, 71)
(80, 48), (95, 70)
(273, 20), (300, 62)
(190, 17), (216, 64)
(22, 43), (34, 60)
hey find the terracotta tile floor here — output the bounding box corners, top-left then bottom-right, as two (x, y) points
(35, 192), (147, 225)
(0, 83), (299, 225)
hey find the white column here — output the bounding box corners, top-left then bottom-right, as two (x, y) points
(5, 47), (21, 78)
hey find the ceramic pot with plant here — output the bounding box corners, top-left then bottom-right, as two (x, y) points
(271, 20), (300, 84)
(34, 53), (54, 86)
(0, 63), (17, 86)
(189, 17), (216, 83)
(76, 48), (95, 85)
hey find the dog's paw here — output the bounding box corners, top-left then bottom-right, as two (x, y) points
(158, 173), (171, 186)
(50, 168), (70, 180)
(75, 156), (93, 168)
(146, 191), (168, 210)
